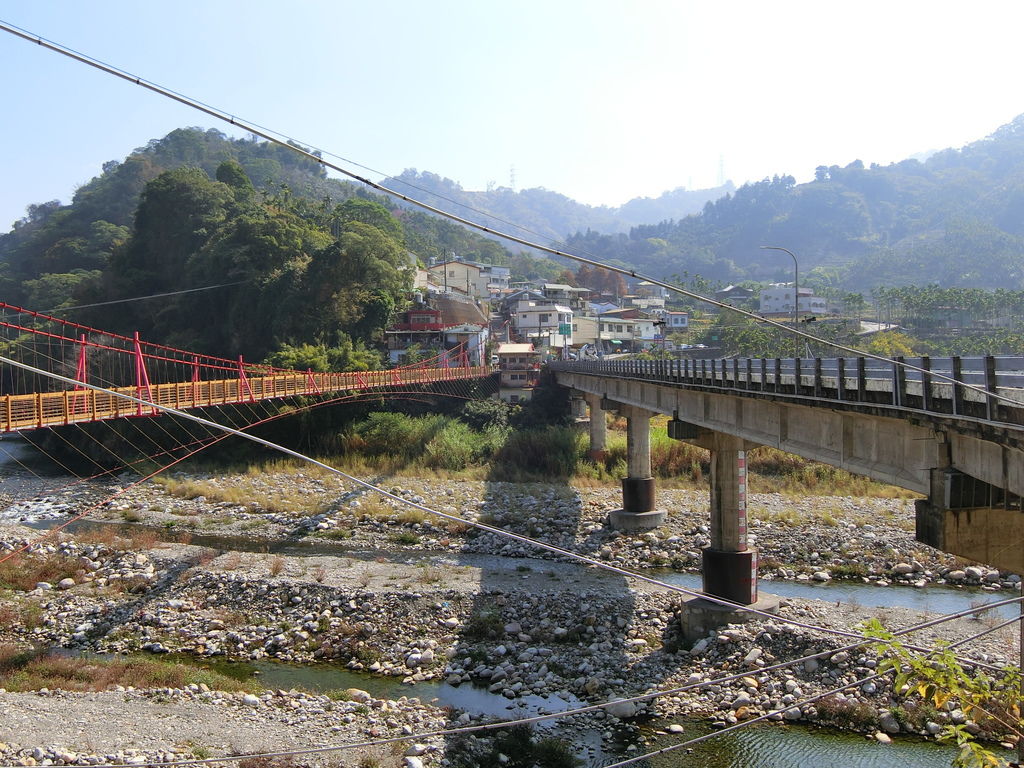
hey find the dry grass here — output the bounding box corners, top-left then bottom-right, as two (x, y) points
(154, 476), (334, 516)
(0, 599), (43, 629)
(220, 552), (242, 571)
(0, 552), (82, 591)
(395, 507), (428, 525)
(268, 555), (286, 577)
(0, 644), (253, 693)
(357, 499), (394, 521)
(70, 526), (159, 552)
(237, 757), (297, 768)
(416, 564), (444, 583)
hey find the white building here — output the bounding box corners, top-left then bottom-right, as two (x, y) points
(513, 300), (573, 349)
(759, 283), (828, 318)
(478, 263), (511, 295)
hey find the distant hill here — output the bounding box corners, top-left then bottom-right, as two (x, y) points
(565, 114), (1024, 293)
(381, 169), (734, 242)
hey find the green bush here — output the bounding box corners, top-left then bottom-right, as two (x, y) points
(352, 412), (448, 457)
(424, 421), (478, 470)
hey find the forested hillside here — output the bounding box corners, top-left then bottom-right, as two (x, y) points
(567, 115), (1024, 292)
(0, 128), (551, 366)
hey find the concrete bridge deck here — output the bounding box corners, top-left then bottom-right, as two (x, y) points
(551, 355), (1024, 602)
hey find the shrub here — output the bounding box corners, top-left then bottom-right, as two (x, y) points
(464, 609), (504, 640)
(492, 427), (579, 479)
(424, 421), (479, 470)
(351, 412), (448, 458)
(460, 399), (513, 431)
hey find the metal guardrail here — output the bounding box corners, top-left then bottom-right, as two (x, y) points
(550, 355), (1024, 427)
(0, 366), (493, 433)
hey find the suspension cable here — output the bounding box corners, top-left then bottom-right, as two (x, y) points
(0, 20), (1020, 412)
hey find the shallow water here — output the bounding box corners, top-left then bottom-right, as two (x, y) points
(109, 653), (1012, 768)
(652, 569), (1019, 620)
(95, 653), (1011, 768)
(639, 720), (1014, 768)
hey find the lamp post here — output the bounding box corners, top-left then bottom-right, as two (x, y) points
(760, 245), (799, 357)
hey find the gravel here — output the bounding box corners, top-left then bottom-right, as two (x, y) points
(0, 470), (1019, 764)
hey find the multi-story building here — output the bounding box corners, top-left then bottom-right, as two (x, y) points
(715, 285), (756, 307)
(542, 283), (590, 312)
(665, 310), (689, 331)
(512, 300), (573, 350)
(759, 283), (828, 318)
(426, 259), (511, 299)
(384, 294), (489, 365)
(495, 343), (542, 403)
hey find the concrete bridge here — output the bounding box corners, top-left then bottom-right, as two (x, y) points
(552, 355), (1024, 607)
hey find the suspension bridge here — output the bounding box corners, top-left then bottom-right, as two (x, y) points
(0, 303), (493, 433)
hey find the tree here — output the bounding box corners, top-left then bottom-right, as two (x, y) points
(864, 619), (1022, 768)
(865, 331), (917, 357)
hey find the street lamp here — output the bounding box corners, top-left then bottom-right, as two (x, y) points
(760, 245), (799, 357)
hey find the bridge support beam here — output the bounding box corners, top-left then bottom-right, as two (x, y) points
(584, 393), (608, 461)
(916, 468), (1024, 573)
(607, 402), (665, 530)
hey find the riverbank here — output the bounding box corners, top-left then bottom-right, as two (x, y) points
(52, 471), (1019, 590)
(0, 470), (1020, 766)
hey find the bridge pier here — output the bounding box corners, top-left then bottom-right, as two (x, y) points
(704, 432), (758, 605)
(606, 401), (665, 530)
(584, 393), (608, 461)
(667, 419), (765, 606)
(671, 422), (777, 639)
(570, 395), (588, 420)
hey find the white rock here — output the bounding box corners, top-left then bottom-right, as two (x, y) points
(604, 698), (637, 719)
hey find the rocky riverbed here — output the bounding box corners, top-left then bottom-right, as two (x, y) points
(0, 470), (1020, 766)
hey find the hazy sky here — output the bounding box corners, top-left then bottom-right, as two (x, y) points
(2, 1), (1023, 230)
